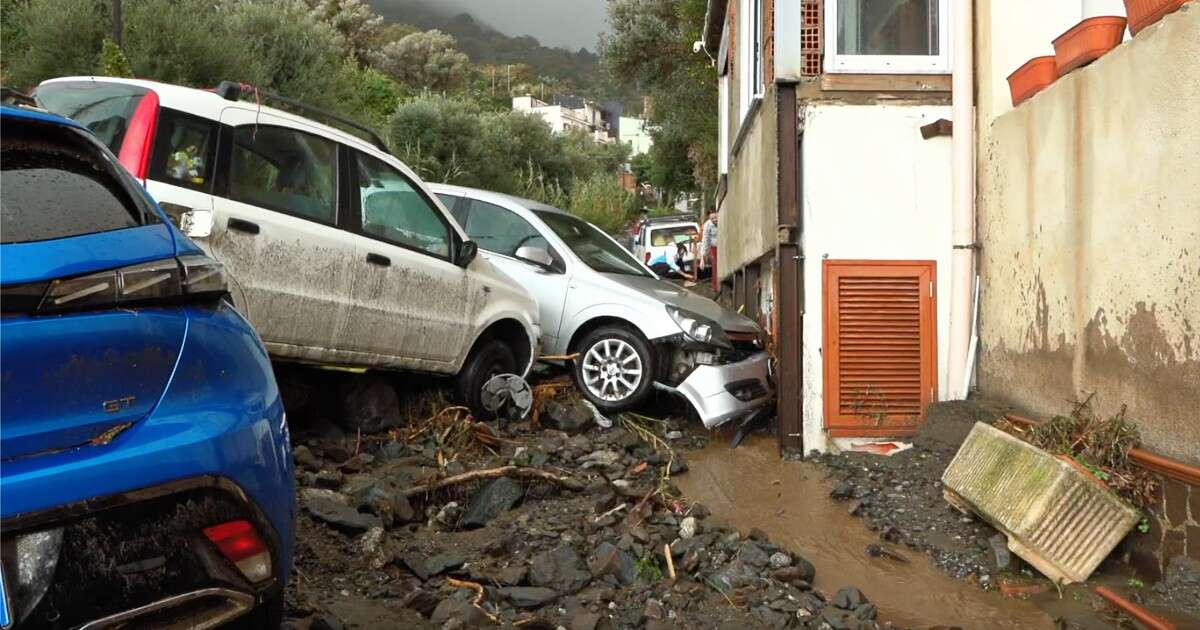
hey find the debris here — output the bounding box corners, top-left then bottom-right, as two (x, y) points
(460, 477), (525, 528)
(1094, 586), (1177, 630)
(304, 497), (380, 533)
(529, 544), (591, 594)
(581, 399), (613, 428)
(942, 422), (1140, 584)
(403, 466), (583, 498)
(864, 544), (910, 564)
(988, 533), (1012, 571)
(679, 516), (698, 539)
(444, 577), (501, 624)
(663, 543), (676, 580)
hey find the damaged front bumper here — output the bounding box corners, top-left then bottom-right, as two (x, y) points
(658, 351), (774, 428)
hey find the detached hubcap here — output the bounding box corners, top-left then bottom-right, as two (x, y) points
(581, 338), (643, 402)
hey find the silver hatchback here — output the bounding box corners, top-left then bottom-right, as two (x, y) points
(431, 184), (774, 428)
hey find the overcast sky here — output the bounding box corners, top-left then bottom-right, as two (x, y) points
(434, 0), (609, 51)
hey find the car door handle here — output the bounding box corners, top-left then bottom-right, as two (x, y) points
(366, 253), (391, 267)
(227, 218), (260, 235)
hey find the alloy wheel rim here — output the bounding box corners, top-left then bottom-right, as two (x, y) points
(581, 338), (643, 402)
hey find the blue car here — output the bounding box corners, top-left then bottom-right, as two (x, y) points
(0, 105), (293, 628)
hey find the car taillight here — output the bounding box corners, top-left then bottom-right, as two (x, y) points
(38, 254), (227, 314)
(116, 89), (160, 180)
(203, 520), (272, 583)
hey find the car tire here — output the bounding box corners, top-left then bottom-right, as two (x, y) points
(456, 339), (518, 420)
(230, 589), (283, 629)
(572, 325), (655, 413)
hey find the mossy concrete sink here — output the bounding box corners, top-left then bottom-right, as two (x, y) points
(941, 422), (1140, 584)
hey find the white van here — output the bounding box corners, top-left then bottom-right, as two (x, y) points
(35, 77), (540, 415)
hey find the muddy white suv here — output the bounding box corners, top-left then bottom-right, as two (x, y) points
(35, 77), (540, 414)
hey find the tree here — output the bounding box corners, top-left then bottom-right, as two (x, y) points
(601, 0), (717, 203)
(97, 37), (133, 78)
(0, 0), (108, 88)
(374, 29), (469, 92)
(307, 0), (385, 62)
(122, 0), (254, 87)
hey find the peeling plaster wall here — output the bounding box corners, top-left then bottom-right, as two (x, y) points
(718, 86), (778, 281)
(800, 103), (954, 453)
(977, 8), (1200, 465)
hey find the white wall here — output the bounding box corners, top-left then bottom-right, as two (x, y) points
(799, 104), (954, 453)
(619, 116), (653, 156)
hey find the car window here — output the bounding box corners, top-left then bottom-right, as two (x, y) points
(35, 81), (149, 155)
(465, 199), (550, 258)
(228, 125), (337, 223)
(148, 109), (216, 191)
(1, 119), (145, 244)
(356, 152), (450, 258)
(534, 210), (650, 277)
(650, 225), (699, 247)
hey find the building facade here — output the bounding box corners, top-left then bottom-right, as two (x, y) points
(512, 95), (615, 144)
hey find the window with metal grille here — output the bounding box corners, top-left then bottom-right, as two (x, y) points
(822, 260), (937, 437)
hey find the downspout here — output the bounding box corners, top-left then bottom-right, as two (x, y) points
(947, 0), (976, 400)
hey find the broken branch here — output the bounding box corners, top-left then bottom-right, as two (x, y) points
(404, 466), (584, 498)
(664, 543), (676, 580)
(445, 577), (500, 624)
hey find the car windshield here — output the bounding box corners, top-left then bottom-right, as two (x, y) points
(36, 82), (150, 155)
(534, 210), (650, 277)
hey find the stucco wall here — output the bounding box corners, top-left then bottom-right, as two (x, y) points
(977, 8), (1200, 465)
(718, 86), (778, 280)
(799, 103), (955, 452)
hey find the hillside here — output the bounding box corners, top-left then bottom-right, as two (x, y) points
(368, 0), (603, 94)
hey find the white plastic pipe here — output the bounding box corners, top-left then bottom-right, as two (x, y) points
(947, 0), (976, 400)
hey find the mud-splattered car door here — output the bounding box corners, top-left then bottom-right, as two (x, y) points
(342, 149), (470, 370)
(209, 108), (357, 359)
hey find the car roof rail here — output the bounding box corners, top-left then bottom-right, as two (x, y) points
(215, 81), (390, 154)
(646, 214), (698, 224)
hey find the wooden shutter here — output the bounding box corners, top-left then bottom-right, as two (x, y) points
(823, 260), (937, 437)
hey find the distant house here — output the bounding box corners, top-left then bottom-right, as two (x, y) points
(618, 116), (653, 156)
(512, 94), (615, 144)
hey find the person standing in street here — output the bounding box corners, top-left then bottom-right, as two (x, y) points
(701, 208), (719, 293)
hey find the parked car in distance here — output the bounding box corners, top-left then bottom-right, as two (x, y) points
(0, 105), (293, 628)
(431, 184), (774, 428)
(34, 77), (540, 415)
(632, 215), (700, 269)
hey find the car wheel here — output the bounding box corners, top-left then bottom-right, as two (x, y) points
(573, 325), (654, 412)
(456, 339), (517, 420)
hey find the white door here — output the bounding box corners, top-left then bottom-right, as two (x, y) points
(209, 108), (356, 356)
(343, 150), (472, 367)
(461, 198), (570, 348)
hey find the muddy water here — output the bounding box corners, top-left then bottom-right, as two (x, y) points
(674, 435), (1060, 629)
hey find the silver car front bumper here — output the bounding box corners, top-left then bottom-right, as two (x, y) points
(659, 351), (774, 428)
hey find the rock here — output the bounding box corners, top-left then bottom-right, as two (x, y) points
(542, 400), (593, 434)
(832, 586), (870, 610)
(665, 430), (683, 440)
(752, 605), (791, 628)
(352, 478), (415, 527)
(293, 445), (320, 471)
(772, 557), (816, 584)
(668, 457), (688, 475)
(530, 544), (591, 594)
(748, 528), (770, 543)
(819, 606), (857, 630)
(854, 602), (878, 621)
(642, 599), (665, 620)
(588, 542), (636, 584)
(830, 481), (854, 501)
(305, 497), (379, 533)
(568, 611), (603, 630)
(359, 527), (392, 569)
(679, 516), (698, 540)
(483, 533), (514, 557)
(400, 588), (440, 617)
(579, 450), (622, 469)
(989, 533), (1012, 571)
(434, 502), (461, 528)
(768, 552), (792, 569)
(337, 378), (402, 433)
(430, 599), (489, 626)
(339, 453), (371, 473)
(461, 477), (524, 528)
(866, 544), (910, 563)
(737, 541), (770, 568)
(710, 560), (762, 591)
(314, 470), (343, 490)
(495, 564), (528, 586)
(310, 613), (344, 630)
(401, 552), (463, 581)
(300, 488), (349, 506)
(500, 586), (559, 608)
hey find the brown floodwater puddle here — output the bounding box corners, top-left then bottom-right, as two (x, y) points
(673, 435), (1130, 629)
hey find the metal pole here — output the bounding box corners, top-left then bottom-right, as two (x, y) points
(112, 0), (123, 47)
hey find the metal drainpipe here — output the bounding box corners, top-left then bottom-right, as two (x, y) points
(947, 0), (977, 400)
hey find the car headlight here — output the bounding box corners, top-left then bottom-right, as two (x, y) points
(667, 306), (732, 349)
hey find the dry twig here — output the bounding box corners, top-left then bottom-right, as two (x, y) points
(445, 577), (500, 624)
(404, 466), (584, 498)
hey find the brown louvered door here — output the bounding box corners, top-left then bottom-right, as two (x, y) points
(823, 260), (937, 437)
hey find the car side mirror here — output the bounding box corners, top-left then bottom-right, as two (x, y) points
(515, 245), (555, 269)
(457, 240), (479, 268)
